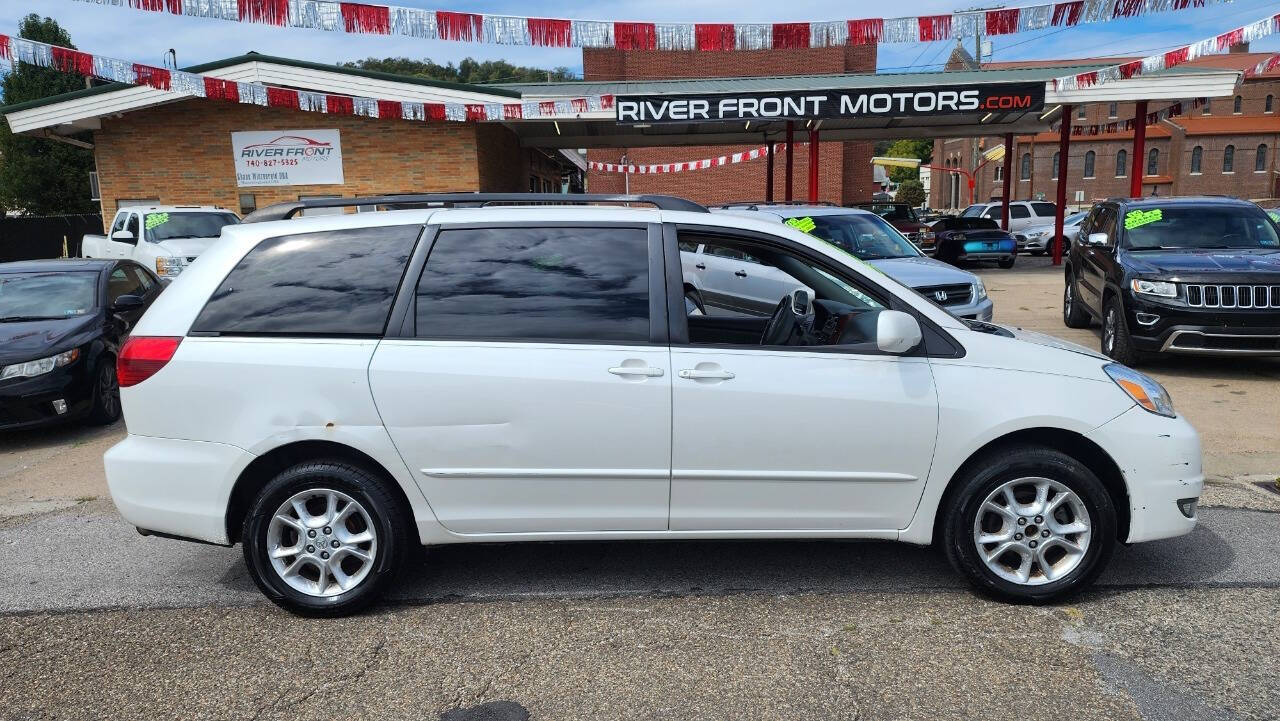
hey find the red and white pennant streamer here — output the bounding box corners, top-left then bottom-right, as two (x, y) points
(67, 0), (1230, 51)
(0, 35), (612, 123)
(1065, 97), (1208, 136)
(1055, 12), (1280, 90)
(590, 144), (798, 174)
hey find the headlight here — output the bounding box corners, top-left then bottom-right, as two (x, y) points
(1105, 364), (1175, 417)
(155, 256), (190, 277)
(1130, 279), (1177, 298)
(0, 349), (81, 381)
(973, 277), (987, 300)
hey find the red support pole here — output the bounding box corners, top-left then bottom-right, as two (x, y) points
(785, 121), (795, 202)
(1130, 99), (1148, 199)
(808, 128), (820, 203)
(765, 142), (775, 203)
(1000, 133), (1014, 231)
(1053, 104), (1072, 266)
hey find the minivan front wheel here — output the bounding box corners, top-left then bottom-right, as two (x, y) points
(942, 446), (1115, 603)
(243, 461), (409, 616)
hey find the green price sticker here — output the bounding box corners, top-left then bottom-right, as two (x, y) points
(785, 216), (816, 234)
(1124, 209), (1162, 230)
(145, 212), (170, 230)
(1268, 210), (1280, 223)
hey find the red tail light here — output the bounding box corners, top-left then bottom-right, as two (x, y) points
(118, 336), (182, 387)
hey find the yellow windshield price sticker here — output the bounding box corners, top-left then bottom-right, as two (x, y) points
(785, 216), (816, 234)
(1124, 209), (1162, 230)
(144, 212), (170, 230)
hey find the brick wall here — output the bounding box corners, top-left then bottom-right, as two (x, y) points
(92, 99), (526, 227)
(584, 45), (878, 205)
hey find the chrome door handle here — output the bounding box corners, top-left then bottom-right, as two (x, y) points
(678, 369), (735, 380)
(734, 270), (748, 277)
(609, 366), (664, 377)
(695, 263), (706, 270)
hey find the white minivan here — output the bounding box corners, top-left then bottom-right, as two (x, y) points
(104, 194), (1202, 616)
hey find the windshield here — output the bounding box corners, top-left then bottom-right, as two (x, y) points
(144, 212), (239, 242)
(860, 204), (918, 222)
(792, 213), (922, 260)
(1123, 206), (1280, 250)
(1065, 211), (1087, 225)
(960, 205), (986, 218)
(0, 271), (97, 321)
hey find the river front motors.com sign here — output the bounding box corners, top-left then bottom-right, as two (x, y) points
(231, 129), (344, 187)
(616, 83), (1045, 124)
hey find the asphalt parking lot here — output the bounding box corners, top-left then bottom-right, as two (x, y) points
(2, 255), (1278, 721)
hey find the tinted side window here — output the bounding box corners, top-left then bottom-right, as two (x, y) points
(414, 227), (649, 343)
(191, 225), (419, 336)
(1010, 205), (1030, 219)
(1032, 202), (1057, 217)
(108, 266), (144, 302)
(125, 214), (140, 238)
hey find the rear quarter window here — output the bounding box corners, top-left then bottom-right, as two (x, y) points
(190, 225), (420, 336)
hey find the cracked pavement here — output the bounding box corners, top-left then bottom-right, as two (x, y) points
(2, 257), (1279, 720)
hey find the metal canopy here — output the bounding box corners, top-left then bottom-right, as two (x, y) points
(497, 63), (1243, 149)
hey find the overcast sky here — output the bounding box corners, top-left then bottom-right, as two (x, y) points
(3, 0), (1279, 78)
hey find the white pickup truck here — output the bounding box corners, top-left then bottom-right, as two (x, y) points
(82, 205), (240, 280)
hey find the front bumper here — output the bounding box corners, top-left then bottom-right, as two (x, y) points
(1125, 294), (1280, 356)
(105, 434), (256, 545)
(942, 296), (994, 321)
(1086, 405), (1203, 543)
(0, 363), (95, 431)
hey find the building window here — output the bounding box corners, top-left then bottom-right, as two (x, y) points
(1201, 99), (1211, 115)
(1257, 144), (1269, 172)
(1146, 148), (1159, 176)
(1190, 146), (1203, 174)
(1051, 151), (1060, 179)
(1223, 145), (1235, 173)
(994, 164), (1004, 182)
(1108, 102), (1117, 118)
(1020, 152), (1031, 180)
(1233, 95), (1243, 114)
(1077, 106), (1086, 120)
(238, 193), (257, 215)
(1267, 95), (1274, 113)
(1115, 149), (1127, 177)
(1083, 151), (1095, 178)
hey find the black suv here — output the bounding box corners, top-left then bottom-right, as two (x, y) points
(1062, 196), (1280, 364)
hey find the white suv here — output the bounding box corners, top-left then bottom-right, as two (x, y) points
(105, 193), (1203, 616)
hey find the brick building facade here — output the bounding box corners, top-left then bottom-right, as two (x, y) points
(583, 46), (879, 206)
(930, 51), (1280, 211)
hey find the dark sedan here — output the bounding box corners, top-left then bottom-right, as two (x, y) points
(0, 259), (162, 431)
(928, 217), (1019, 268)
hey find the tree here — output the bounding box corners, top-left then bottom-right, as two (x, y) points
(882, 138), (933, 184)
(0, 15), (97, 215)
(344, 57), (576, 85)
(896, 179), (926, 208)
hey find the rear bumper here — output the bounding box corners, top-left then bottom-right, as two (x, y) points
(105, 434), (255, 545)
(1086, 406), (1203, 543)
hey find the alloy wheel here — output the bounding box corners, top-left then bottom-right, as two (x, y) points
(266, 488), (378, 597)
(972, 477), (1092, 585)
(1103, 307), (1117, 353)
(99, 363), (119, 417)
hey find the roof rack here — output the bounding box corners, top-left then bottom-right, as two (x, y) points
(713, 201), (839, 210)
(242, 193), (708, 223)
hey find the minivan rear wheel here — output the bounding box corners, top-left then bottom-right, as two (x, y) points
(242, 461), (409, 616)
(942, 445), (1115, 603)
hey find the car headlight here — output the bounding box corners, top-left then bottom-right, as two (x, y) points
(155, 256), (190, 277)
(973, 277), (987, 300)
(1130, 279), (1177, 298)
(0, 349), (81, 381)
(1105, 364), (1175, 417)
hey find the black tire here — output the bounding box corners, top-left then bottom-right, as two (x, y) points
(86, 357), (121, 425)
(1062, 272), (1092, 329)
(242, 460), (411, 617)
(942, 445), (1116, 603)
(997, 256), (1016, 269)
(1102, 295), (1144, 366)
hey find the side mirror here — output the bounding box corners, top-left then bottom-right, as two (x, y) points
(111, 230), (137, 244)
(876, 310), (923, 354)
(1086, 232), (1109, 247)
(790, 288), (811, 316)
(111, 294), (144, 312)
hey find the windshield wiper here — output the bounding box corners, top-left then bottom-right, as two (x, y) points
(0, 315), (63, 322)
